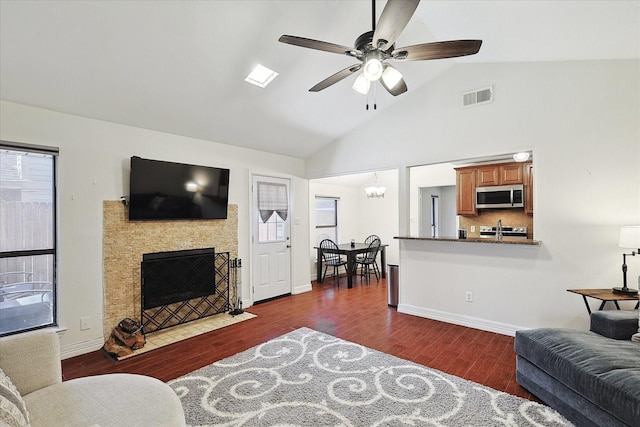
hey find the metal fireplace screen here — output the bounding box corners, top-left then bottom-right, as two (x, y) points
(141, 249), (230, 334)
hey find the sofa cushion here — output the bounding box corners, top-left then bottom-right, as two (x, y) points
(590, 310), (639, 340)
(0, 368), (30, 427)
(633, 309), (640, 342)
(23, 373), (184, 427)
(515, 328), (640, 427)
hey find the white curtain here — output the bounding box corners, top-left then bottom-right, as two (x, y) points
(257, 181), (288, 223)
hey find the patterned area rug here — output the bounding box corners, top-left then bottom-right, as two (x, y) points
(169, 327), (573, 426)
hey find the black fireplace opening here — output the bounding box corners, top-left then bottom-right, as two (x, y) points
(141, 248), (216, 310)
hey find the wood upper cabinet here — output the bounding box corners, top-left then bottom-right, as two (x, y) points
(456, 161), (532, 216)
(501, 163), (523, 184)
(524, 162), (533, 215)
(476, 162), (523, 186)
(476, 165), (500, 186)
(456, 167), (477, 216)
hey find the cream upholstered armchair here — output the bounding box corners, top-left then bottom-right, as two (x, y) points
(0, 329), (185, 427)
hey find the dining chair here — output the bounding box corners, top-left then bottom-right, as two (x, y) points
(355, 238), (381, 284)
(319, 239), (347, 286)
(356, 234), (381, 278)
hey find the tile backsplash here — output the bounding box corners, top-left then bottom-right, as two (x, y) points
(459, 209), (533, 239)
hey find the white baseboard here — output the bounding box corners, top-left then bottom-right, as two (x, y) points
(397, 304), (529, 337)
(60, 336), (105, 360)
(293, 282), (312, 295)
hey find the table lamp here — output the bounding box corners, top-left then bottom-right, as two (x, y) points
(613, 225), (640, 295)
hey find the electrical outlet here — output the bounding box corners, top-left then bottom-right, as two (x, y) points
(80, 316), (90, 330)
(470, 226), (476, 232)
(465, 292), (473, 302)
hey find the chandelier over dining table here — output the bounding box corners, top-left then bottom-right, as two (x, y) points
(365, 172), (386, 198)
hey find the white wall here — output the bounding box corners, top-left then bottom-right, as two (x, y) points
(307, 59), (640, 332)
(410, 163), (458, 236)
(418, 186), (457, 237)
(0, 101), (309, 357)
(355, 169), (399, 265)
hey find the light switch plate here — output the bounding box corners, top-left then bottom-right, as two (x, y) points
(80, 316), (90, 330)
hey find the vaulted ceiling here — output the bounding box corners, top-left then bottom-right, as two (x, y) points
(1, 1), (638, 159)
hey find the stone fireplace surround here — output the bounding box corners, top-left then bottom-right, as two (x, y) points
(102, 200), (238, 340)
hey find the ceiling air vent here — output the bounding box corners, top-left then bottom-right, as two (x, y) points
(462, 86), (493, 107)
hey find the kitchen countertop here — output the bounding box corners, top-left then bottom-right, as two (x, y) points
(394, 236), (542, 246)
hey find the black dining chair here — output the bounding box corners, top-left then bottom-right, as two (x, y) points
(355, 238), (381, 284)
(356, 234), (381, 278)
(319, 239), (347, 285)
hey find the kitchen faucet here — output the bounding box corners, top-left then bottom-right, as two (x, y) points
(496, 219), (503, 241)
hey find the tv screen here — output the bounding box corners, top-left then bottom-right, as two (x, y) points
(129, 156), (229, 220)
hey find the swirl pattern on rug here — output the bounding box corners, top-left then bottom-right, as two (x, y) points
(169, 327), (573, 426)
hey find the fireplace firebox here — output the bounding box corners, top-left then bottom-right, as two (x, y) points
(142, 248), (216, 309)
(140, 248), (230, 333)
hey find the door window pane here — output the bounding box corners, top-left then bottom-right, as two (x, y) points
(258, 211), (286, 243)
(1, 146), (57, 335)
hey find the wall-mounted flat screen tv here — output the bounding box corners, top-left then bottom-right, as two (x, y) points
(129, 156), (230, 221)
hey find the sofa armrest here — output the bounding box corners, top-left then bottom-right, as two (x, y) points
(0, 329), (62, 395)
(590, 309), (639, 340)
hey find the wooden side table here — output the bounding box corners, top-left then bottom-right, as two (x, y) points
(567, 288), (640, 314)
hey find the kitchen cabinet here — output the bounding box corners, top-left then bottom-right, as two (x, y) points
(455, 161), (533, 217)
(476, 166), (500, 186)
(524, 163), (533, 215)
(476, 163), (523, 186)
(456, 167), (477, 216)
(501, 163), (524, 184)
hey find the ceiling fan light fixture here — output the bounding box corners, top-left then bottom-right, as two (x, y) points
(381, 65), (403, 90)
(363, 56), (383, 81)
(352, 73), (371, 95)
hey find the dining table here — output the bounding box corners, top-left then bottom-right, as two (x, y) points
(315, 242), (388, 288)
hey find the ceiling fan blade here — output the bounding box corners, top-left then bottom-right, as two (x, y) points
(309, 64), (362, 92)
(393, 40), (482, 61)
(373, 0), (420, 51)
(380, 64), (407, 96)
(279, 35), (358, 57)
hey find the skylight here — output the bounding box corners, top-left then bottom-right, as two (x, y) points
(244, 64), (278, 88)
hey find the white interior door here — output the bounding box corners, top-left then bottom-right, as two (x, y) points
(251, 175), (292, 303)
(420, 187), (440, 238)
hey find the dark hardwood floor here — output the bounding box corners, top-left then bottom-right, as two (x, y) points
(62, 276), (537, 401)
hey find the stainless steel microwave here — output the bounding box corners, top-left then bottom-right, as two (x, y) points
(476, 184), (524, 209)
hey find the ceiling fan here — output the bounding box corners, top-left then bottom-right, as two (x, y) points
(279, 0), (482, 97)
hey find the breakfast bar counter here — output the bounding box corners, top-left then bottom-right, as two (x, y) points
(393, 234), (546, 337)
(394, 236), (541, 246)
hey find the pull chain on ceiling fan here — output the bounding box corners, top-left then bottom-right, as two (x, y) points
(279, 0), (482, 98)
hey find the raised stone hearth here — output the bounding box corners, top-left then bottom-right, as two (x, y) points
(102, 200), (238, 340)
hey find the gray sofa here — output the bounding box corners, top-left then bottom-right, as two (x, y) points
(515, 310), (640, 427)
(0, 329), (186, 427)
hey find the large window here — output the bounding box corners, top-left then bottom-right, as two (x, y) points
(0, 143), (57, 336)
(315, 197), (338, 246)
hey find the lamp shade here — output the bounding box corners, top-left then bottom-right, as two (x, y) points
(363, 57), (383, 81)
(352, 74), (371, 95)
(619, 226), (640, 249)
(381, 65), (403, 90)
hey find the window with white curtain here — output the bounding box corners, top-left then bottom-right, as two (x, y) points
(315, 196), (339, 246)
